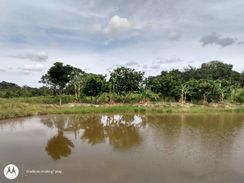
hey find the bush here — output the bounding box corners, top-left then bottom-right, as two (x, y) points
(112, 93), (141, 103)
(142, 90), (160, 102)
(234, 89), (244, 103)
(79, 91), (161, 104)
(1, 95), (75, 104)
(80, 96), (94, 103)
(97, 93), (110, 104)
(126, 93), (143, 103)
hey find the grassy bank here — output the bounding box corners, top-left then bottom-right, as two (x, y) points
(0, 96), (244, 120)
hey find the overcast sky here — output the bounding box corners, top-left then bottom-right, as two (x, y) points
(0, 0), (244, 86)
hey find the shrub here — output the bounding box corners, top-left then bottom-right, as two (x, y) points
(97, 93), (110, 104)
(142, 90), (160, 102)
(112, 93), (143, 103)
(234, 89), (244, 104)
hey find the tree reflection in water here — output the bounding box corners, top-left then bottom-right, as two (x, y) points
(41, 116), (74, 160)
(78, 114), (143, 150)
(101, 115), (142, 150)
(41, 114), (143, 159)
(46, 130), (74, 160)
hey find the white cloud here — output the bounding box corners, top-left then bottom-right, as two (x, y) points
(22, 64), (46, 72)
(10, 51), (49, 62)
(142, 65), (148, 69)
(237, 41), (244, 45)
(168, 31), (181, 41)
(1, 0), (244, 87)
(91, 24), (102, 32)
(0, 68), (6, 73)
(150, 64), (161, 70)
(200, 32), (235, 47)
(123, 61), (139, 67)
(104, 15), (132, 35)
(156, 57), (184, 64)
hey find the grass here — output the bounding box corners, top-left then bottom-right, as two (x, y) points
(0, 95), (75, 104)
(0, 96), (244, 120)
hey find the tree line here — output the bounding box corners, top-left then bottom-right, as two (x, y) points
(1, 61), (244, 104)
(0, 81), (52, 98)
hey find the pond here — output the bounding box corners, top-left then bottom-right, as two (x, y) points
(1, 113), (244, 183)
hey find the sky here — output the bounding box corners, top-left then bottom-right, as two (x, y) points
(0, 0), (244, 87)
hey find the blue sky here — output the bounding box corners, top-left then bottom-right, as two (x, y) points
(0, 0), (244, 86)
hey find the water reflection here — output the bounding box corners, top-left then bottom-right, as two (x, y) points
(101, 115), (142, 150)
(46, 131), (74, 160)
(42, 116), (75, 160)
(1, 114), (244, 183)
(41, 114), (143, 160)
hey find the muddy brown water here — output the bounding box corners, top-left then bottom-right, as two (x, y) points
(1, 113), (244, 183)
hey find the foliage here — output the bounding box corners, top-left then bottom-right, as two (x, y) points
(83, 74), (106, 98)
(41, 62), (75, 92)
(146, 71), (182, 100)
(1, 61), (244, 105)
(198, 61), (233, 80)
(141, 89), (160, 102)
(40, 62), (83, 105)
(0, 81), (52, 98)
(68, 69), (86, 101)
(233, 89), (244, 103)
(109, 67), (144, 94)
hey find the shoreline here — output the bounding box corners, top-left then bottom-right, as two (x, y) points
(1, 100), (244, 120)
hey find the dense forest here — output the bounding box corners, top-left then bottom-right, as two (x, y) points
(1, 61), (244, 104)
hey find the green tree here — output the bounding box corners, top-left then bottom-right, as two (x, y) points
(240, 72), (244, 87)
(145, 76), (162, 94)
(109, 67), (144, 94)
(69, 68), (86, 101)
(197, 79), (215, 104)
(40, 62), (74, 105)
(199, 61), (233, 80)
(83, 74), (106, 103)
(215, 80), (232, 103)
(186, 79), (200, 102)
(146, 72), (182, 101)
(179, 84), (188, 105)
(233, 89), (244, 103)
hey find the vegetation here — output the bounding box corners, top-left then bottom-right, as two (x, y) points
(39, 61), (244, 104)
(82, 74), (106, 102)
(2, 60), (243, 104)
(40, 62), (80, 105)
(0, 60), (244, 120)
(0, 81), (52, 98)
(109, 67), (144, 94)
(0, 97), (244, 120)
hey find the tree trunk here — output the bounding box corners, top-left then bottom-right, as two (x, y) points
(180, 92), (184, 105)
(77, 83), (81, 102)
(184, 93), (187, 104)
(59, 90), (62, 106)
(59, 96), (62, 106)
(203, 94), (208, 105)
(74, 84), (77, 100)
(219, 92), (224, 103)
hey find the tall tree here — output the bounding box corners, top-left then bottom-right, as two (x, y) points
(69, 68), (86, 101)
(186, 79), (200, 102)
(40, 62), (74, 105)
(83, 74), (106, 103)
(146, 72), (182, 101)
(199, 61), (233, 80)
(109, 67), (144, 94)
(215, 80), (232, 103)
(197, 79), (215, 104)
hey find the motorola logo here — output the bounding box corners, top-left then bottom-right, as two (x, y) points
(3, 164), (19, 180)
